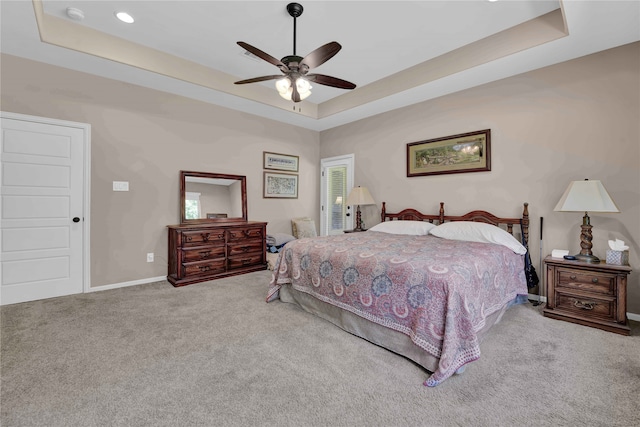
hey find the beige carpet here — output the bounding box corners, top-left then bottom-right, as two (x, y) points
(1, 270), (639, 427)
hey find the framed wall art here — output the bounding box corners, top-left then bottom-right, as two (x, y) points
(263, 151), (299, 172)
(263, 171), (299, 199)
(407, 129), (491, 177)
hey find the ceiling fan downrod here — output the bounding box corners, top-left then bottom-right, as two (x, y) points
(287, 2), (303, 56)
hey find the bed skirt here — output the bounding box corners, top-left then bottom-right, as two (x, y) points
(279, 284), (516, 377)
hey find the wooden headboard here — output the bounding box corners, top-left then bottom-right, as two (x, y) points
(381, 201), (530, 247)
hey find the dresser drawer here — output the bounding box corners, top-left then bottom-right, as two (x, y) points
(181, 230), (225, 246)
(181, 245), (225, 262)
(182, 259), (226, 277)
(227, 226), (264, 241)
(555, 289), (615, 321)
(228, 253), (264, 269)
(227, 240), (264, 257)
(556, 268), (615, 295)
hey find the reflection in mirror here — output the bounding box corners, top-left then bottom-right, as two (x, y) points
(180, 171), (247, 223)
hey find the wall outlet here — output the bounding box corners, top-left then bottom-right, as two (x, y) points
(147, 253), (154, 263)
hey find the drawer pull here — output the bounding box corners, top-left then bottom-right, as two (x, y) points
(591, 277), (598, 283)
(186, 236), (192, 242)
(199, 250), (211, 258)
(241, 246), (250, 252)
(201, 233), (210, 242)
(198, 265), (211, 272)
(573, 300), (596, 310)
(242, 258), (252, 265)
(570, 275), (576, 280)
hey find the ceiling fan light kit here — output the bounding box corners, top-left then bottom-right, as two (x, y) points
(234, 2), (356, 103)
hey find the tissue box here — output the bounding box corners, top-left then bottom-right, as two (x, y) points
(606, 250), (629, 266)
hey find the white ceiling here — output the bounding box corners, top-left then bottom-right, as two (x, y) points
(1, 1), (639, 131)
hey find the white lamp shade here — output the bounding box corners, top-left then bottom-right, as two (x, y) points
(554, 180), (619, 213)
(346, 186), (375, 206)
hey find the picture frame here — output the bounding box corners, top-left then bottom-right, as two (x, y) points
(263, 151), (299, 172)
(206, 213), (228, 219)
(406, 129), (491, 177)
(263, 171), (298, 199)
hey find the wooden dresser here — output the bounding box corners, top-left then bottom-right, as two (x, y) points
(167, 221), (267, 287)
(543, 256), (631, 335)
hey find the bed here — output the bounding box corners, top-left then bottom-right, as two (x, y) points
(267, 202), (530, 386)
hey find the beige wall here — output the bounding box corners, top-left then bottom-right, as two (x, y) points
(320, 42), (640, 313)
(2, 42), (639, 313)
(1, 54), (320, 287)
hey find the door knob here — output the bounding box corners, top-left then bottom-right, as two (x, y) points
(73, 217), (80, 223)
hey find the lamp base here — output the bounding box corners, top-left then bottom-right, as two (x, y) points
(573, 253), (600, 264)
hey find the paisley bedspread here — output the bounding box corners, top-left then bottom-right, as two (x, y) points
(267, 231), (528, 386)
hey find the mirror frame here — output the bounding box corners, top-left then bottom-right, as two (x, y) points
(180, 171), (248, 224)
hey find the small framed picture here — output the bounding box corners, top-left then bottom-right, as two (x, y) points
(263, 171), (298, 199)
(263, 151), (299, 172)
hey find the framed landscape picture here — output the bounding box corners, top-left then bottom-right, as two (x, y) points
(407, 129), (491, 177)
(263, 171), (298, 199)
(263, 151), (299, 172)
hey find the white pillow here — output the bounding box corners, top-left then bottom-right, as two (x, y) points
(368, 220), (436, 236)
(429, 221), (527, 254)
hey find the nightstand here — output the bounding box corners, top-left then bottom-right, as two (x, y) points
(343, 229), (366, 233)
(543, 256), (631, 335)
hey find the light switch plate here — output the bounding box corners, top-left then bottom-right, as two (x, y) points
(113, 181), (129, 191)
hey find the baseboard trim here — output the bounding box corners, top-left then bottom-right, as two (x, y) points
(87, 275), (167, 293)
(628, 312), (640, 322)
(527, 293), (547, 303)
(528, 293), (640, 323)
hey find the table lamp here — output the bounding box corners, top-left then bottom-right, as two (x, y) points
(346, 186), (375, 232)
(554, 179), (619, 263)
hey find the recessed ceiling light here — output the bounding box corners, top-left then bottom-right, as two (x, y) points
(115, 11), (134, 24)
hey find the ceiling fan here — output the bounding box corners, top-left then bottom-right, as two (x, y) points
(234, 2), (356, 103)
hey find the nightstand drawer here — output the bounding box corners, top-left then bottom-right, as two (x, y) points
(555, 290), (615, 321)
(556, 268), (615, 295)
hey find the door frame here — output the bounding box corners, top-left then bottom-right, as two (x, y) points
(320, 154), (354, 236)
(0, 111), (92, 298)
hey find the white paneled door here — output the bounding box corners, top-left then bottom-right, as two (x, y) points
(1, 113), (90, 305)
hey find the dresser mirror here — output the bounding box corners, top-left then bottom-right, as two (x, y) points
(180, 171), (247, 224)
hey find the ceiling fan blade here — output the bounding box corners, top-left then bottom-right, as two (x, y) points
(306, 74), (356, 90)
(237, 41), (287, 70)
(234, 75), (283, 85)
(300, 42), (342, 69)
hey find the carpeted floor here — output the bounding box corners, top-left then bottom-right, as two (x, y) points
(1, 270), (639, 427)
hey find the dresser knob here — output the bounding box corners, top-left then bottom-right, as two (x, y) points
(592, 277), (598, 283)
(570, 275), (577, 280)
